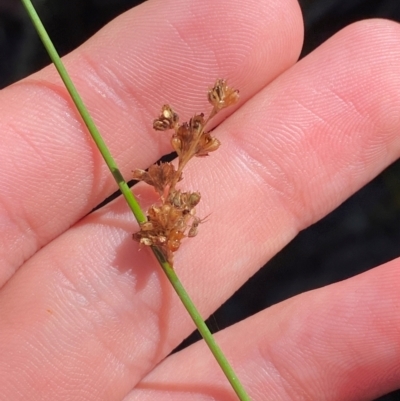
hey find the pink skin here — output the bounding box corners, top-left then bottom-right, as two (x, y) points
(0, 0), (400, 400)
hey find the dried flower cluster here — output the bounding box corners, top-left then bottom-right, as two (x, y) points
(133, 79), (239, 265)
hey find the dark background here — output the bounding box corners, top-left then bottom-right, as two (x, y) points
(1, 1), (400, 400)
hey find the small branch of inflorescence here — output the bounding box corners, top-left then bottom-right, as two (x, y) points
(132, 79), (239, 266)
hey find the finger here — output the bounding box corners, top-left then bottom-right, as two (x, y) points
(1, 18), (400, 401)
(126, 257), (400, 401)
(0, 0), (303, 284)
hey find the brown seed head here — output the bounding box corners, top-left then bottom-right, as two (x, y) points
(195, 132), (220, 157)
(208, 78), (239, 111)
(133, 80), (239, 266)
(168, 190), (201, 212)
(171, 114), (208, 165)
(153, 104), (179, 131)
(171, 122), (190, 156)
(189, 113), (205, 137)
(132, 162), (181, 195)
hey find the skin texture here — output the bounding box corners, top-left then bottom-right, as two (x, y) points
(0, 0), (400, 400)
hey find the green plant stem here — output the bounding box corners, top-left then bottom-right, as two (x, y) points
(152, 248), (251, 401)
(21, 1), (251, 400)
(21, 0), (146, 223)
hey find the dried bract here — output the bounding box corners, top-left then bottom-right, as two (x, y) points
(133, 79), (239, 266)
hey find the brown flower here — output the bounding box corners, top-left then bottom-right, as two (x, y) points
(195, 132), (220, 157)
(153, 104), (179, 131)
(134, 202), (194, 264)
(168, 190), (201, 212)
(171, 113), (205, 158)
(132, 162), (181, 196)
(208, 78), (239, 111)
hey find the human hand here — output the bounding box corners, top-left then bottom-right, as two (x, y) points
(1, 0), (400, 400)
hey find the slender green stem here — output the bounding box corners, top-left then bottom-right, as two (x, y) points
(21, 1), (251, 400)
(21, 0), (146, 223)
(153, 249), (252, 401)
